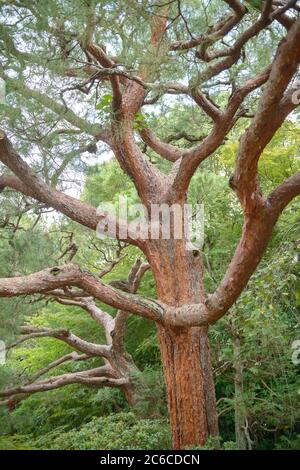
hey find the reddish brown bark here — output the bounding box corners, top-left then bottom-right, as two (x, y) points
(146, 239), (218, 449)
(158, 326), (218, 449)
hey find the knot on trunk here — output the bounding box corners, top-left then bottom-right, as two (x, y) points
(50, 267), (61, 276)
(164, 303), (210, 329)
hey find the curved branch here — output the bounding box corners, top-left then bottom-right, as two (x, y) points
(140, 64), (270, 180)
(169, 0), (246, 52)
(113, 259), (150, 353)
(139, 128), (182, 162)
(13, 326), (110, 357)
(0, 366), (125, 399)
(106, 5), (170, 203)
(190, 90), (222, 122)
(54, 297), (115, 344)
(0, 263), (150, 408)
(0, 131), (142, 247)
(171, 14), (300, 196)
(51, 259), (150, 352)
(232, 17), (300, 211)
(0, 264), (165, 323)
(267, 171), (300, 215)
(192, 1), (273, 83)
(0, 351), (92, 406)
(28, 352), (92, 383)
(85, 42), (122, 110)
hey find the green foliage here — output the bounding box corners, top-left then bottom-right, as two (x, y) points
(275, 435), (300, 450)
(187, 436), (237, 450)
(133, 111), (151, 131)
(34, 412), (171, 450)
(96, 94), (113, 121)
(82, 160), (137, 208)
(0, 435), (36, 450)
(96, 94), (113, 110)
(3, 385), (126, 437)
(131, 367), (167, 419)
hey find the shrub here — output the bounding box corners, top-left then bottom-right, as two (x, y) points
(0, 435), (36, 450)
(35, 412), (171, 450)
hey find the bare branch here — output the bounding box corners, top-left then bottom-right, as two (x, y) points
(169, 0), (247, 52)
(0, 131), (142, 247)
(28, 352), (92, 383)
(267, 171), (300, 215)
(232, 17), (300, 211)
(0, 366), (125, 399)
(113, 259), (150, 354)
(11, 326), (110, 357)
(55, 297), (115, 344)
(0, 264), (164, 323)
(139, 128), (183, 162)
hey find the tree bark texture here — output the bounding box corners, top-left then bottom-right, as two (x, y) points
(148, 240), (219, 449)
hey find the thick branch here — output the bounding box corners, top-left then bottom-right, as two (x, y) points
(163, 20), (300, 325)
(0, 264), (164, 323)
(14, 326), (110, 357)
(113, 260), (150, 354)
(267, 171), (300, 215)
(139, 64), (270, 188)
(190, 90), (222, 122)
(51, 259), (150, 353)
(169, 0), (247, 52)
(0, 366), (125, 399)
(170, 66), (271, 195)
(106, 5), (170, 203)
(233, 17), (300, 211)
(139, 128), (182, 162)
(0, 131), (141, 246)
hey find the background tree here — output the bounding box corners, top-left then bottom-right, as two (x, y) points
(0, 0), (300, 449)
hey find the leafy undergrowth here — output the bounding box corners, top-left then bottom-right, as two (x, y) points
(0, 435), (36, 450)
(186, 437), (237, 450)
(32, 412), (171, 450)
(1, 412), (299, 450)
(275, 435), (300, 450)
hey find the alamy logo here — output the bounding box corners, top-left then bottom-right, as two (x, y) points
(96, 197), (204, 251)
(0, 340), (6, 365)
(292, 81), (300, 105)
(0, 78), (5, 104)
(291, 340), (300, 366)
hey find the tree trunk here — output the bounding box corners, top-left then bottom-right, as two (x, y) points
(146, 240), (219, 449)
(121, 362), (147, 407)
(122, 383), (138, 407)
(112, 354), (144, 408)
(158, 325), (218, 449)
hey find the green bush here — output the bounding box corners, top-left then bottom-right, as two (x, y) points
(35, 412), (171, 450)
(187, 436), (237, 450)
(0, 435), (36, 450)
(275, 435), (300, 450)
